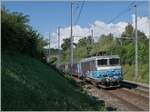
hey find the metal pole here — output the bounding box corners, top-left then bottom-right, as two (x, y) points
(91, 29), (93, 44)
(48, 32), (51, 62)
(148, 0), (150, 108)
(70, 1), (73, 76)
(57, 27), (60, 69)
(134, 5), (138, 80)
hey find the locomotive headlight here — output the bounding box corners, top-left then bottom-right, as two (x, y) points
(106, 78), (109, 82)
(110, 77), (113, 81)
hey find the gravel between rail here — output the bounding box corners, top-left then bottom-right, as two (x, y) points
(73, 77), (149, 111)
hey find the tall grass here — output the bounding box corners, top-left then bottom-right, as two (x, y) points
(2, 51), (105, 111)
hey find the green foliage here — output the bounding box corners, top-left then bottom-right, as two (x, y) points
(74, 47), (87, 62)
(138, 37), (149, 64)
(98, 34), (114, 52)
(61, 49), (70, 64)
(77, 36), (94, 47)
(122, 64), (135, 82)
(49, 48), (59, 55)
(1, 8), (46, 60)
(119, 43), (135, 65)
(121, 24), (134, 38)
(2, 51), (105, 110)
(61, 38), (71, 51)
(123, 64), (148, 84)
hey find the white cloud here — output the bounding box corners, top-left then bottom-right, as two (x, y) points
(45, 15), (148, 49)
(46, 25), (90, 48)
(132, 15), (149, 37)
(90, 21), (128, 41)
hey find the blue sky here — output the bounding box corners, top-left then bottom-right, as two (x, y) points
(2, 1), (148, 38)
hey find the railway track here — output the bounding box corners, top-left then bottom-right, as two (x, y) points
(120, 80), (149, 98)
(105, 88), (149, 111)
(72, 76), (149, 111)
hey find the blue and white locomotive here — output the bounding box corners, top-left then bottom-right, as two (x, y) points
(79, 55), (123, 87)
(60, 55), (123, 88)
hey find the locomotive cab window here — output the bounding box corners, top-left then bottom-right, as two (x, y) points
(109, 58), (120, 65)
(97, 59), (107, 66)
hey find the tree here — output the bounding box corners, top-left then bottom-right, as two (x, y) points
(1, 7), (46, 60)
(77, 36), (94, 48)
(61, 38), (71, 51)
(121, 24), (134, 38)
(119, 24), (148, 65)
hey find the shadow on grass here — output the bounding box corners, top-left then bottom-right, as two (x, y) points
(106, 106), (117, 111)
(120, 81), (138, 89)
(46, 65), (114, 110)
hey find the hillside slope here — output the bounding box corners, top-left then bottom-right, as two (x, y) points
(1, 51), (105, 111)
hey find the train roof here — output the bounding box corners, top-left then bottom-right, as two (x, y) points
(80, 55), (120, 62)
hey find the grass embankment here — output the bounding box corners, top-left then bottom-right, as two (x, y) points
(2, 51), (105, 111)
(123, 64), (149, 84)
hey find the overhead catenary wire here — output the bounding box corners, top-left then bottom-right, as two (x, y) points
(105, 1), (148, 37)
(73, 2), (80, 19)
(84, 2), (137, 39)
(74, 1), (85, 25)
(108, 1), (136, 24)
(108, 1), (147, 24)
(73, 1), (141, 39)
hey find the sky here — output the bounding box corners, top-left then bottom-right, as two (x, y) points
(2, 1), (149, 48)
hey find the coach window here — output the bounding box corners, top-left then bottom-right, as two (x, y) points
(92, 60), (96, 70)
(97, 59), (107, 66)
(90, 60), (94, 70)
